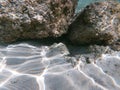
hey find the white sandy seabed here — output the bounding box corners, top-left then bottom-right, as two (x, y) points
(0, 42), (120, 90)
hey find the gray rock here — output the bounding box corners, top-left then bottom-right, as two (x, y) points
(0, 0), (77, 43)
(68, 1), (120, 45)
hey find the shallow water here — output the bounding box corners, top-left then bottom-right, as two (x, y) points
(76, 0), (120, 13)
(0, 42), (120, 90)
(76, 0), (105, 13)
(0, 0), (120, 90)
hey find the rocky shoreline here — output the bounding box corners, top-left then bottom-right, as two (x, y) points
(0, 1), (120, 89)
(0, 0), (119, 69)
(68, 1), (120, 45)
(0, 0), (120, 50)
(0, 0), (120, 46)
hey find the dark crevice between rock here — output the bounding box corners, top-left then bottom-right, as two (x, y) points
(4, 32), (113, 63)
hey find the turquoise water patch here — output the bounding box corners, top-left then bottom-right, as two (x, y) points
(76, 0), (120, 13)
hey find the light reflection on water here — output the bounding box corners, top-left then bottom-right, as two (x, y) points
(0, 43), (74, 90)
(0, 0), (120, 89)
(0, 43), (120, 90)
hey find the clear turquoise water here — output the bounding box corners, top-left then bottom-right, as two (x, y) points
(76, 0), (104, 13)
(76, 0), (120, 13)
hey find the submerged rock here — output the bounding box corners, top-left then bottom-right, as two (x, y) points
(68, 1), (120, 45)
(0, 0), (77, 43)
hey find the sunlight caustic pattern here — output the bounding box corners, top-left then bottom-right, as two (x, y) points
(0, 43), (120, 90)
(0, 43), (48, 90)
(0, 43), (75, 90)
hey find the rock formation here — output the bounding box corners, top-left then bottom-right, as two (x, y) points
(68, 1), (120, 45)
(0, 0), (77, 43)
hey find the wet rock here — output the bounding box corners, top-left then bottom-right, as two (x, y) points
(71, 44), (114, 64)
(46, 43), (70, 57)
(0, 0), (77, 43)
(110, 41), (120, 51)
(68, 1), (120, 45)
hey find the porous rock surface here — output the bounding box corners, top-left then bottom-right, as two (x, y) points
(0, 0), (77, 43)
(68, 1), (120, 45)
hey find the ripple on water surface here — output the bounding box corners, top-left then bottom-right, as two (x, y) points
(0, 43), (120, 90)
